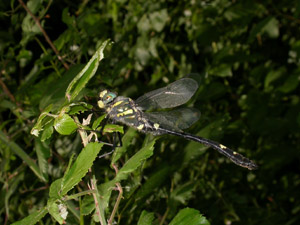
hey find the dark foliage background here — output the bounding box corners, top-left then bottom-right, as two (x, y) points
(0, 0), (299, 224)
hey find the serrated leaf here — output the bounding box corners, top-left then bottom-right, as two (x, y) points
(54, 114), (77, 135)
(61, 142), (103, 195)
(169, 208), (210, 225)
(47, 199), (65, 224)
(137, 210), (155, 225)
(111, 128), (137, 164)
(11, 207), (48, 225)
(49, 179), (63, 199)
(41, 120), (54, 141)
(68, 103), (93, 115)
(35, 139), (50, 182)
(98, 140), (156, 212)
(115, 139), (155, 182)
(65, 39), (111, 102)
(103, 124), (124, 133)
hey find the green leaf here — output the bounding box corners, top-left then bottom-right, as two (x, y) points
(137, 15), (151, 33)
(41, 120), (54, 142)
(81, 194), (95, 216)
(0, 130), (45, 182)
(49, 178), (63, 199)
(98, 139), (156, 212)
(11, 207), (48, 225)
(249, 16), (279, 42)
(111, 128), (137, 164)
(61, 142), (104, 195)
(149, 9), (168, 32)
(54, 114), (77, 135)
(115, 139), (156, 182)
(264, 67), (286, 90)
(263, 17), (279, 38)
(135, 165), (171, 200)
(35, 138), (50, 182)
(103, 124), (124, 134)
(209, 64), (232, 77)
(169, 208), (210, 225)
(65, 39), (111, 102)
(62, 7), (75, 27)
(68, 102), (93, 115)
(38, 65), (84, 111)
(277, 73), (300, 93)
(137, 210), (155, 225)
(92, 114), (106, 130)
(170, 182), (198, 205)
(47, 199), (65, 224)
(30, 104), (53, 137)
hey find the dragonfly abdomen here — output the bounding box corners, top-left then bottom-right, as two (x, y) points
(156, 127), (258, 170)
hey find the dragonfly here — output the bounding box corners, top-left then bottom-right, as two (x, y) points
(97, 78), (258, 170)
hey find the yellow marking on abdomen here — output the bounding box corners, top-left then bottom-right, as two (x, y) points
(219, 144), (227, 149)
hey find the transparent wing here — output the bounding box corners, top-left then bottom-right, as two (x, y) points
(144, 108), (200, 132)
(135, 78), (198, 110)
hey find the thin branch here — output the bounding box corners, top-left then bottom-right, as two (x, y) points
(108, 164), (123, 225)
(18, 0), (69, 70)
(0, 76), (16, 103)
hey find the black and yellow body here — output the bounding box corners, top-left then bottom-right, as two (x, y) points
(99, 95), (162, 135)
(97, 78), (258, 170)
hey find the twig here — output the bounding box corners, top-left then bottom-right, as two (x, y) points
(18, 0), (69, 70)
(0, 75), (17, 104)
(108, 164), (123, 225)
(159, 207), (169, 225)
(89, 178), (105, 224)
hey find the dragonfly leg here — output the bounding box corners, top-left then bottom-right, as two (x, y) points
(98, 131), (122, 158)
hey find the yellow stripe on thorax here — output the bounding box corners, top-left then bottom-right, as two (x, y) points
(112, 101), (123, 107)
(117, 109), (134, 117)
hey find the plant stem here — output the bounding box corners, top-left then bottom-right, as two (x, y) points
(108, 164), (123, 225)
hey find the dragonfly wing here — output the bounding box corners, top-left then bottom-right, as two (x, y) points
(144, 108), (200, 132)
(135, 78), (198, 110)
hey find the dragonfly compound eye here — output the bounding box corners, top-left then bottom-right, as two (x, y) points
(104, 93), (116, 103)
(98, 91), (117, 108)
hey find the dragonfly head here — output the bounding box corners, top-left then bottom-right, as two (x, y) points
(97, 90), (117, 108)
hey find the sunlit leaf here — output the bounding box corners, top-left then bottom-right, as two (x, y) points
(11, 207), (48, 225)
(54, 114), (77, 135)
(61, 142), (103, 195)
(169, 208), (210, 225)
(137, 210), (155, 225)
